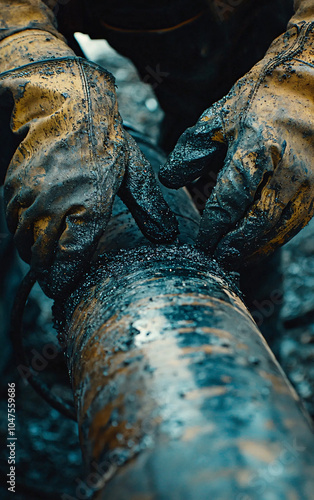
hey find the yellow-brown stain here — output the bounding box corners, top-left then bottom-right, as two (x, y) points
(196, 327), (234, 340)
(180, 345), (232, 356)
(264, 420), (275, 430)
(181, 424), (215, 442)
(184, 386), (228, 400)
(210, 130), (225, 143)
(89, 395), (124, 459)
(236, 468), (254, 486)
(259, 370), (291, 396)
(238, 440), (278, 463)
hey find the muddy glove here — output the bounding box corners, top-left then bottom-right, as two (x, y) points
(160, 0), (314, 270)
(0, 4), (178, 297)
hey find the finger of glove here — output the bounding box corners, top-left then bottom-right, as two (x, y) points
(215, 176), (311, 269)
(30, 214), (67, 273)
(159, 107), (227, 189)
(196, 145), (273, 253)
(12, 207), (41, 264)
(4, 182), (36, 236)
(37, 206), (111, 298)
(13, 182), (113, 297)
(13, 209), (66, 293)
(119, 132), (179, 243)
(12, 201), (77, 274)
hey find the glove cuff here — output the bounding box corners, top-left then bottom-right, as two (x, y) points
(0, 29), (75, 74)
(0, 55), (116, 98)
(0, 0), (64, 42)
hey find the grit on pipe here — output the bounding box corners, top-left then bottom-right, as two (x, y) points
(54, 133), (314, 499)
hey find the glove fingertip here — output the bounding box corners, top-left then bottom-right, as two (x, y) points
(158, 162), (185, 189)
(196, 219), (222, 254)
(134, 205), (179, 244)
(214, 244), (243, 271)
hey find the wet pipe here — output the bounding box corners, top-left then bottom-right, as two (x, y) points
(54, 133), (314, 499)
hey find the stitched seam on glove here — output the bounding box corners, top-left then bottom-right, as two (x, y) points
(240, 21), (314, 129)
(291, 57), (314, 69)
(0, 56), (115, 85)
(76, 59), (102, 240)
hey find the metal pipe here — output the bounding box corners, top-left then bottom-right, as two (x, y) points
(54, 134), (314, 500)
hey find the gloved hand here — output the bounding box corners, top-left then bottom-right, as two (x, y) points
(160, 0), (314, 270)
(0, 15), (178, 297)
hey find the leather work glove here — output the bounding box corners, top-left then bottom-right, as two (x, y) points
(0, 3), (178, 297)
(160, 0), (314, 270)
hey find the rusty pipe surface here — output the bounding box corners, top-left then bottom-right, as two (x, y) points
(54, 134), (314, 499)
